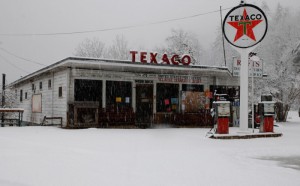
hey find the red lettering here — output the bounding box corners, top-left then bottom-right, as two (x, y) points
(171, 55), (179, 65)
(161, 54), (170, 64)
(150, 52), (158, 64)
(140, 52), (147, 63)
(130, 51), (192, 66)
(181, 55), (191, 65)
(130, 51), (138, 62)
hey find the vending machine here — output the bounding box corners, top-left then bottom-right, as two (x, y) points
(212, 101), (231, 134)
(258, 101), (275, 132)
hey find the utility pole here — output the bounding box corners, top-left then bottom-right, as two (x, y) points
(1, 73), (5, 127)
(220, 6), (227, 67)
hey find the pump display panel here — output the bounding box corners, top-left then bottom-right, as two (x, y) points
(217, 102), (230, 117)
(263, 102), (275, 115)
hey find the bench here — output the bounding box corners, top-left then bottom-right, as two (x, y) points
(0, 108), (24, 127)
(41, 116), (63, 127)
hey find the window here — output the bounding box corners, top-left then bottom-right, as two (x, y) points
(182, 84), (203, 92)
(106, 81), (132, 108)
(32, 84), (35, 91)
(58, 87), (62, 98)
(209, 85), (239, 102)
(75, 79), (102, 102)
(48, 80), (51, 89)
(25, 92), (28, 99)
(156, 83), (179, 112)
(181, 84), (205, 112)
(20, 89), (23, 102)
(39, 82), (42, 90)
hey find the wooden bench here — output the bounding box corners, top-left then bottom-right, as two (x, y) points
(41, 116), (63, 127)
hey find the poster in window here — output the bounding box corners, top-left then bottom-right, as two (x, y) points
(116, 97), (122, 103)
(181, 91), (205, 113)
(172, 105), (177, 110)
(32, 94), (42, 113)
(125, 97), (130, 103)
(171, 98), (178, 104)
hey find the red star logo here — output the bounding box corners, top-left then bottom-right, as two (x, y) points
(227, 8), (262, 42)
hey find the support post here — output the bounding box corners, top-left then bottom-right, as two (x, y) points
(102, 80), (106, 109)
(239, 49), (249, 132)
(132, 81), (136, 112)
(235, 45), (258, 132)
(1, 73), (5, 127)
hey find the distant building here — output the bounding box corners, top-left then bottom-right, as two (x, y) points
(9, 57), (240, 128)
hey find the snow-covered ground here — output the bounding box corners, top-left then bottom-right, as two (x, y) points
(0, 111), (300, 186)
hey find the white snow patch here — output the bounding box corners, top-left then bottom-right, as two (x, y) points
(0, 112), (299, 186)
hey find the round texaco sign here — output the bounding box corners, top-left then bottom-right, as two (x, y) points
(223, 4), (268, 48)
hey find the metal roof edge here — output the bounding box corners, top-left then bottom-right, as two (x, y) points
(8, 56), (232, 86)
(8, 57), (72, 87)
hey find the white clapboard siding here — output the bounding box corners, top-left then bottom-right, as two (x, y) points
(11, 69), (68, 126)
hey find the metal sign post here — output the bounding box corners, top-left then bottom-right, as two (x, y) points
(223, 2), (268, 132)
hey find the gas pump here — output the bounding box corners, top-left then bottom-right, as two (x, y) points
(258, 101), (275, 132)
(212, 101), (231, 134)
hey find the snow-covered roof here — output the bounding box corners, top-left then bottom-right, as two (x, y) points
(9, 57), (233, 86)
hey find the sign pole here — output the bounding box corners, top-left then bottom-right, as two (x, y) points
(251, 57), (254, 133)
(235, 46), (257, 132)
(223, 3), (267, 134)
(240, 48), (250, 131)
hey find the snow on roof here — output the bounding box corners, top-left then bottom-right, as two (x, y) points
(0, 108), (24, 112)
(9, 57), (232, 86)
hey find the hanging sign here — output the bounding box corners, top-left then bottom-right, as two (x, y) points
(222, 4), (268, 48)
(232, 56), (263, 77)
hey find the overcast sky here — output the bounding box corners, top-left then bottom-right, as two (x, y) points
(0, 0), (299, 83)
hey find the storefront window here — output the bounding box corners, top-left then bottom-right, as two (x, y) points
(106, 81), (132, 109)
(210, 85), (239, 101)
(181, 84), (205, 113)
(182, 84), (203, 92)
(156, 83), (179, 112)
(75, 79), (102, 102)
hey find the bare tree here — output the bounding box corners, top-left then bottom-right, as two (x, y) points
(107, 35), (130, 60)
(256, 4), (300, 121)
(74, 35), (130, 60)
(155, 29), (205, 65)
(74, 37), (106, 58)
(209, 26), (238, 67)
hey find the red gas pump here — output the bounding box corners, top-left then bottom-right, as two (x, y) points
(213, 101), (231, 134)
(258, 101), (275, 133)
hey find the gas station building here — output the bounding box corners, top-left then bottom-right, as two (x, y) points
(9, 57), (240, 128)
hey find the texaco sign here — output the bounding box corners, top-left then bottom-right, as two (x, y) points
(223, 4), (268, 48)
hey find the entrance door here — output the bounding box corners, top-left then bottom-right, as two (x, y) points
(136, 84), (153, 124)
